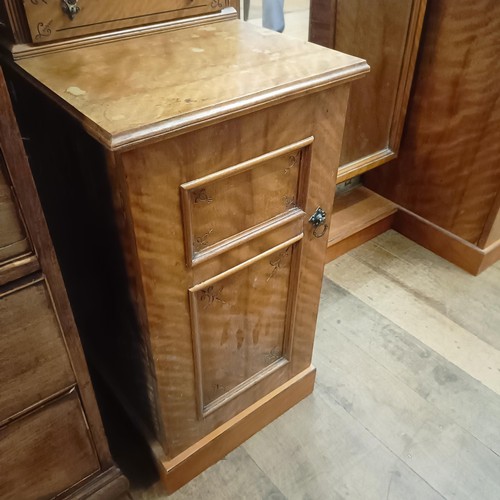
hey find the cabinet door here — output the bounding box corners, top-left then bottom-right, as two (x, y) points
(116, 88), (349, 457)
(310, 0), (427, 182)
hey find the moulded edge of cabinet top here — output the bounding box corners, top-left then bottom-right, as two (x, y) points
(14, 19), (369, 151)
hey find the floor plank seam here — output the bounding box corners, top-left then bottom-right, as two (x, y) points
(320, 279), (500, 453)
(242, 444), (289, 499)
(313, 379), (448, 500)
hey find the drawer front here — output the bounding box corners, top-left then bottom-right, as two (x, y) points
(0, 278), (75, 423)
(0, 390), (100, 500)
(23, 0), (232, 43)
(0, 149), (31, 267)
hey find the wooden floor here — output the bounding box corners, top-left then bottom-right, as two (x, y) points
(131, 230), (500, 499)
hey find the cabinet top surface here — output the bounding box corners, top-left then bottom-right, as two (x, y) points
(17, 20), (368, 150)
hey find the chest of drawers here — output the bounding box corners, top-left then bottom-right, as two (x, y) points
(0, 66), (128, 499)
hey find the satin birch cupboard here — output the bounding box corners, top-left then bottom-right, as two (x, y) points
(0, 3), (368, 492)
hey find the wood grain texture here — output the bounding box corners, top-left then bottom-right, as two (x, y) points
(328, 186), (397, 244)
(0, 66), (128, 496)
(7, 22), (363, 491)
(366, 0), (500, 247)
(478, 190), (500, 249)
(0, 254), (39, 287)
(325, 241), (500, 398)
(0, 278), (75, 425)
(20, 0), (233, 43)
(325, 214), (394, 263)
(315, 272), (500, 500)
(309, 0), (426, 180)
(190, 240), (297, 414)
(180, 138), (310, 264)
(0, 148), (31, 264)
(394, 207), (490, 276)
(0, 65), (113, 466)
(157, 367), (316, 494)
(0, 391), (100, 500)
(112, 87), (350, 463)
(16, 19), (368, 149)
(6, 8), (239, 60)
(324, 185), (396, 262)
(342, 230), (500, 352)
(134, 447), (286, 500)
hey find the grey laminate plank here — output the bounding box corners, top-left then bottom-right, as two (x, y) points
(243, 380), (444, 500)
(324, 251), (500, 396)
(312, 287), (500, 500)
(131, 447), (286, 500)
(351, 230), (500, 350)
(318, 276), (500, 457)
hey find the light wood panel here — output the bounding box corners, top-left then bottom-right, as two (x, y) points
(20, 0), (232, 43)
(366, 0), (500, 247)
(393, 207), (494, 276)
(180, 138), (310, 264)
(0, 0), (239, 46)
(0, 278), (75, 424)
(309, 0), (426, 181)
(0, 148), (30, 264)
(325, 186), (396, 262)
(16, 20), (368, 150)
(190, 241), (297, 414)
(115, 87), (349, 461)
(0, 391), (100, 500)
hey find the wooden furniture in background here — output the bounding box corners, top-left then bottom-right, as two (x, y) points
(365, 0), (500, 275)
(0, 67), (128, 498)
(309, 0), (426, 182)
(325, 186), (397, 262)
(5, 18), (368, 493)
(0, 0), (239, 59)
(309, 0), (426, 262)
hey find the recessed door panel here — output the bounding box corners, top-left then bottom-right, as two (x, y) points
(189, 238), (301, 415)
(181, 138), (312, 265)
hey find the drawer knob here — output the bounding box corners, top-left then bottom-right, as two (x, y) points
(61, 0), (80, 20)
(308, 207), (328, 238)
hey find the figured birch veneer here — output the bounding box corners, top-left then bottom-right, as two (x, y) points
(16, 20), (368, 149)
(10, 19), (368, 492)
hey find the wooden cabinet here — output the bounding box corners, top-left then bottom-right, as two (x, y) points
(0, 67), (128, 499)
(310, 0), (427, 183)
(365, 0), (500, 274)
(5, 17), (368, 492)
